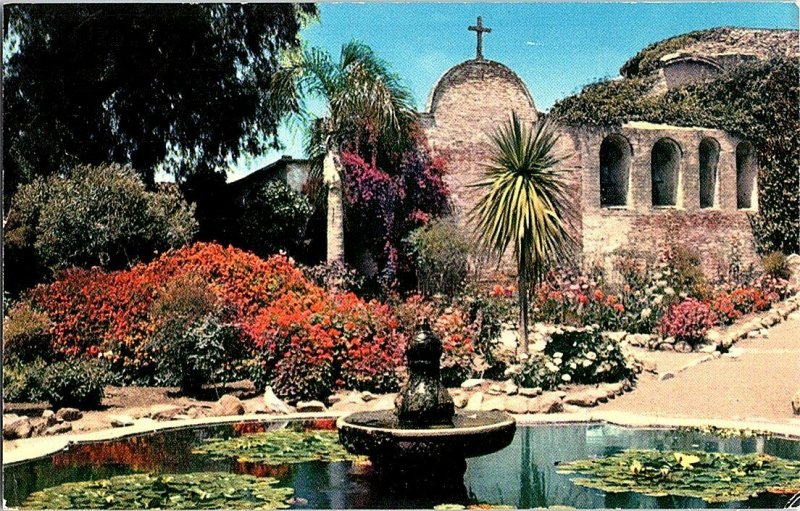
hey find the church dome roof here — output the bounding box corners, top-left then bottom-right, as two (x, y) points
(424, 59), (537, 115)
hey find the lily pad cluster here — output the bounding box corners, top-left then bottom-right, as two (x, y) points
(192, 429), (360, 464)
(22, 472), (293, 509)
(558, 449), (800, 503)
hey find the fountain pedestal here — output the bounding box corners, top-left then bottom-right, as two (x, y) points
(337, 323), (516, 488)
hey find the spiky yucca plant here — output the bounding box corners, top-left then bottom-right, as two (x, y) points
(471, 112), (574, 353)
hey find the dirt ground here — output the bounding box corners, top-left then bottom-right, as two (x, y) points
(597, 315), (800, 422)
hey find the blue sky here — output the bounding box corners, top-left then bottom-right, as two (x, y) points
(229, 2), (797, 181)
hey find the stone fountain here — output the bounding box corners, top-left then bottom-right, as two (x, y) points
(337, 322), (516, 488)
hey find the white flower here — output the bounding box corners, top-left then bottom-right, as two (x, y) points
(553, 352), (563, 359)
(545, 362), (559, 372)
(656, 280), (667, 287)
(640, 308), (652, 320)
(586, 351), (597, 360)
(582, 359), (593, 368)
(665, 287), (675, 296)
(653, 295), (664, 306)
(561, 374), (572, 382)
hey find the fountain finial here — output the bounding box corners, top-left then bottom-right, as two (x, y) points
(395, 321), (455, 426)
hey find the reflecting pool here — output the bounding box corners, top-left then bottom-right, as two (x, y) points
(4, 420), (799, 509)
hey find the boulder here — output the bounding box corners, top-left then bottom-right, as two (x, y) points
(465, 392), (484, 411)
(528, 393), (563, 414)
(186, 406), (211, 419)
(504, 396), (529, 414)
(518, 387), (542, 397)
(502, 380), (519, 395)
(659, 372), (675, 381)
(605, 331), (626, 343)
(565, 388), (608, 407)
(793, 391), (800, 416)
(44, 422), (72, 436)
(212, 395), (245, 416)
(109, 415), (135, 428)
(359, 391), (377, 402)
(674, 341), (693, 353)
(149, 404), (184, 421)
(486, 384), (504, 396)
(452, 394), (468, 409)
(296, 400), (326, 413)
(705, 330), (722, 344)
(460, 378), (485, 390)
(263, 387), (293, 415)
(327, 393), (344, 405)
(480, 396), (506, 412)
(3, 415), (32, 440)
(55, 408), (83, 422)
(42, 410), (59, 427)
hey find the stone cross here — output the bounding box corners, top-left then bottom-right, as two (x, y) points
(468, 16), (492, 60)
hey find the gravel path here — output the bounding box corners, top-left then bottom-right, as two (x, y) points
(598, 315), (800, 422)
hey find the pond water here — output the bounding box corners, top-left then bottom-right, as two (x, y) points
(4, 420), (800, 509)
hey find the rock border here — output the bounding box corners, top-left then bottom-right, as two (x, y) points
(5, 409), (799, 466)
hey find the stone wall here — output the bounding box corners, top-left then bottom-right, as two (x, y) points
(570, 121), (759, 273)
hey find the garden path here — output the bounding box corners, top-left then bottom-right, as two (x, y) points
(597, 315), (800, 423)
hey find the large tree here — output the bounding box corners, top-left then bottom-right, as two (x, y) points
(3, 3), (317, 207)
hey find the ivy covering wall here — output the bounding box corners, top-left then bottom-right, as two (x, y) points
(551, 30), (799, 255)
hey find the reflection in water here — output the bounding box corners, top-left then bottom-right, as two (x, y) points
(4, 422), (799, 509)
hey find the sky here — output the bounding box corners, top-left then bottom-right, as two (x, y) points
(228, 2), (797, 182)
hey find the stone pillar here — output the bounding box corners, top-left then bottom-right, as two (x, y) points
(324, 151), (345, 264)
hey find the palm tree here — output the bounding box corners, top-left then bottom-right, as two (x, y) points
(471, 112), (574, 354)
(271, 41), (417, 264)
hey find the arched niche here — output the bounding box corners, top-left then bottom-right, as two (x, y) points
(599, 134), (632, 207)
(699, 137), (720, 209)
(651, 138), (682, 207)
(736, 141), (757, 210)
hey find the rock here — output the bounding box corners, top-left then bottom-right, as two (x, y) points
(660, 372), (675, 381)
(211, 395), (245, 417)
(792, 391), (800, 416)
(296, 400), (326, 413)
(481, 396), (506, 412)
(518, 387), (542, 397)
(504, 396), (529, 414)
(44, 422), (72, 436)
(460, 378), (485, 389)
(706, 330), (721, 343)
(659, 343), (675, 351)
(663, 336), (676, 345)
(55, 408), (83, 422)
(627, 333), (651, 347)
(502, 380), (519, 395)
(263, 387), (292, 414)
(758, 328), (769, 337)
(605, 331), (626, 343)
(327, 394), (343, 405)
(186, 406), (211, 419)
(4, 415), (32, 440)
(369, 394), (396, 411)
(42, 410), (59, 427)
(487, 384), (504, 396)
(149, 404), (184, 421)
(109, 415), (135, 427)
(564, 388), (608, 407)
(528, 393), (563, 414)
(452, 394), (468, 409)
(747, 330), (761, 339)
(465, 392), (484, 411)
(359, 391), (377, 402)
(674, 341), (693, 353)
(639, 358), (658, 374)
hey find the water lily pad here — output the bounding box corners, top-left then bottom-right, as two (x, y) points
(21, 472), (293, 509)
(192, 429), (359, 464)
(558, 449), (800, 503)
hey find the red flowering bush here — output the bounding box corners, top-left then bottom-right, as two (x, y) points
(658, 298), (718, 346)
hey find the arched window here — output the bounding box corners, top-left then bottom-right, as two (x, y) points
(736, 142), (757, 210)
(599, 134), (632, 207)
(651, 138), (681, 207)
(699, 138), (720, 209)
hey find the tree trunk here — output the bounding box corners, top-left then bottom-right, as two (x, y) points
(324, 151), (345, 264)
(518, 263), (529, 355)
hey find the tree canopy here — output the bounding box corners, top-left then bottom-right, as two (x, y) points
(3, 3), (317, 206)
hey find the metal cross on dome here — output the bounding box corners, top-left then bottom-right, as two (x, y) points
(468, 16), (492, 60)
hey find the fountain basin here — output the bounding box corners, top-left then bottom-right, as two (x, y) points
(337, 410), (516, 484)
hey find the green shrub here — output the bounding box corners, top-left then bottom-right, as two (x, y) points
(151, 315), (245, 395)
(3, 359), (47, 403)
(406, 219), (472, 297)
(3, 301), (52, 364)
(4, 163), (197, 293)
(234, 180), (313, 259)
(762, 251), (790, 280)
(664, 246), (708, 299)
(511, 327), (638, 390)
(456, 290), (514, 379)
(39, 359), (109, 409)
